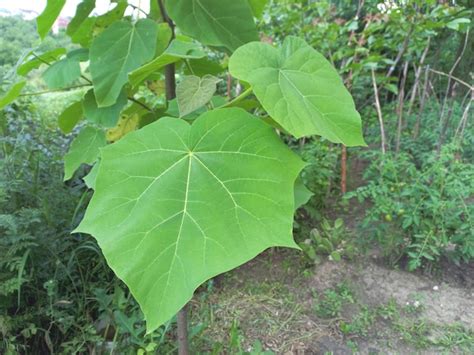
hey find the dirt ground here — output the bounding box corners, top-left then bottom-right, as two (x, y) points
(193, 248), (474, 354)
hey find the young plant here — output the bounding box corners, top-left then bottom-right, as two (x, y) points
(3, 0), (364, 339)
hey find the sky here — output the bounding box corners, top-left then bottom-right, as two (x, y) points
(0, 0), (149, 17)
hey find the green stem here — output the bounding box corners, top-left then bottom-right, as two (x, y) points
(219, 88), (253, 109)
(19, 84), (91, 96)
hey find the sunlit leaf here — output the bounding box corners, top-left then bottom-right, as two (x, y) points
(106, 113), (140, 142)
(0, 82), (26, 109)
(64, 126), (106, 181)
(75, 108), (304, 332)
(229, 36), (365, 145)
(90, 19), (158, 107)
(248, 0), (268, 18)
(294, 177), (313, 210)
(166, 0), (258, 52)
(36, 0), (66, 39)
(177, 75), (221, 117)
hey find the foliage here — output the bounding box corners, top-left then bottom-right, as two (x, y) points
(348, 145), (473, 270)
(299, 218), (355, 264)
(0, 0), (366, 333)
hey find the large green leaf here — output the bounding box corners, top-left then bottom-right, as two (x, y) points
(75, 108), (304, 332)
(0, 82), (26, 109)
(83, 89), (128, 127)
(129, 39), (206, 88)
(229, 36), (365, 145)
(177, 75), (221, 117)
(36, 0), (66, 39)
(17, 48), (67, 76)
(90, 19), (158, 107)
(42, 58), (81, 89)
(64, 126), (106, 181)
(58, 101), (84, 134)
(166, 0), (258, 52)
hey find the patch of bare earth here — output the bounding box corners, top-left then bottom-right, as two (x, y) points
(193, 248), (474, 354)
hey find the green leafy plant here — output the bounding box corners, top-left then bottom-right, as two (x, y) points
(348, 145), (473, 270)
(4, 0), (365, 348)
(299, 218), (354, 264)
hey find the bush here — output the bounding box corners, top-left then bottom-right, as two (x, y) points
(348, 144), (473, 270)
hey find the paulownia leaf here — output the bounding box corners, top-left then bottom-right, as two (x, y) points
(0, 82), (26, 109)
(129, 39), (206, 88)
(83, 162), (99, 189)
(90, 19), (158, 107)
(229, 36), (365, 145)
(75, 108), (304, 332)
(166, 0), (258, 52)
(36, 0), (66, 39)
(58, 101), (83, 133)
(294, 177), (313, 210)
(106, 114), (140, 142)
(177, 75), (221, 117)
(184, 58), (224, 77)
(67, 0), (96, 37)
(42, 57), (81, 89)
(248, 0), (268, 18)
(83, 89), (128, 127)
(64, 126), (106, 181)
(17, 48), (67, 76)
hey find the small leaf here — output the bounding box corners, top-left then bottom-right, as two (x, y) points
(0, 82), (26, 109)
(17, 48), (67, 76)
(67, 0), (96, 37)
(106, 114), (140, 142)
(90, 19), (158, 107)
(37, 0), (66, 39)
(248, 0), (268, 18)
(229, 36), (365, 145)
(177, 75), (221, 117)
(166, 0), (258, 52)
(75, 108), (304, 332)
(83, 89), (128, 127)
(84, 162), (99, 189)
(294, 177), (313, 210)
(64, 126), (106, 181)
(42, 58), (81, 89)
(129, 39), (206, 88)
(330, 251), (341, 262)
(58, 101), (83, 133)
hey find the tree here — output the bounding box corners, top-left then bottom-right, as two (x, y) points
(2, 0), (365, 351)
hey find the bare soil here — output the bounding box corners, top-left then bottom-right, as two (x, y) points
(195, 248), (474, 354)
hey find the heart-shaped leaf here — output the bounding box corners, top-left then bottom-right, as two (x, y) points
(64, 126), (106, 181)
(177, 75), (221, 117)
(229, 36), (365, 145)
(166, 0), (258, 52)
(75, 108), (304, 332)
(90, 19), (158, 107)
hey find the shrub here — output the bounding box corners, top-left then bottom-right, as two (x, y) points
(348, 144), (473, 270)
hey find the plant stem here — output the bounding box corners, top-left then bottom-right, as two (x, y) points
(158, 2), (190, 354)
(20, 84), (91, 96)
(219, 88), (253, 108)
